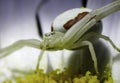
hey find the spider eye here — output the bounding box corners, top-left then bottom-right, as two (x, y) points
(44, 32), (56, 39)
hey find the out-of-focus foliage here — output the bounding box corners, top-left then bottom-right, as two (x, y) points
(4, 68), (113, 83)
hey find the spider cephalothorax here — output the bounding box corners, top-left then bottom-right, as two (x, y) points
(40, 31), (64, 50)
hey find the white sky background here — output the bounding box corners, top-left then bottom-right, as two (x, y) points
(0, 0), (120, 82)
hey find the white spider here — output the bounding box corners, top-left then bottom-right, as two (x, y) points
(0, 0), (120, 74)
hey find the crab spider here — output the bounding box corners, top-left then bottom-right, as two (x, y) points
(0, 0), (120, 73)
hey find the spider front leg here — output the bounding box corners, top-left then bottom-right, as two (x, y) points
(68, 40), (98, 73)
(0, 39), (44, 72)
(36, 50), (45, 71)
(61, 0), (120, 74)
(80, 41), (98, 74)
(80, 32), (120, 52)
(63, 0), (120, 44)
(0, 39), (41, 59)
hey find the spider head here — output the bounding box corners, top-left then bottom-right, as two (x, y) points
(40, 31), (64, 50)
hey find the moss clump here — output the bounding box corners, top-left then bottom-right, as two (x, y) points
(4, 68), (113, 83)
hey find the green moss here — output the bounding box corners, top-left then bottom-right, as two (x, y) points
(4, 68), (113, 83)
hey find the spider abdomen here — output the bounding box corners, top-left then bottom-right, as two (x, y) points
(51, 8), (91, 33)
(52, 8), (103, 44)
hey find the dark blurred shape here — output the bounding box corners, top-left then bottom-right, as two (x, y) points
(81, 0), (88, 7)
(67, 40), (111, 82)
(35, 0), (49, 37)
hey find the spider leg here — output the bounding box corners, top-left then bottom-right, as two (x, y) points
(98, 34), (120, 52)
(63, 19), (96, 48)
(80, 32), (120, 52)
(0, 39), (41, 59)
(36, 50), (45, 71)
(63, 0), (120, 45)
(67, 31), (120, 73)
(70, 41), (98, 73)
